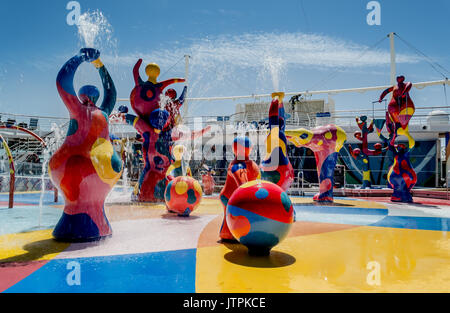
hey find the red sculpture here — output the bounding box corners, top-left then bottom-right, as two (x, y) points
(50, 48), (122, 241)
(200, 165), (215, 195)
(379, 75), (415, 148)
(219, 137), (260, 241)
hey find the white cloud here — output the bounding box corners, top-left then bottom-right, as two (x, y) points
(102, 32), (419, 70)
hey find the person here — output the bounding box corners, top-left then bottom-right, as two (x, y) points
(219, 137), (260, 241)
(378, 75), (415, 148)
(50, 48), (122, 241)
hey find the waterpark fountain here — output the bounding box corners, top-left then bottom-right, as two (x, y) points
(260, 92), (294, 191)
(1, 3), (449, 295)
(348, 116), (384, 189)
(109, 60), (211, 203)
(49, 47), (122, 241)
(370, 76), (418, 202)
(219, 136), (261, 241)
(285, 125), (347, 203)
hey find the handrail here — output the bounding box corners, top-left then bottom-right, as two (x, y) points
(447, 170), (449, 200)
(298, 170), (304, 196)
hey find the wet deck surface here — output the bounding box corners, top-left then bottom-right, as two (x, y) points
(0, 192), (449, 292)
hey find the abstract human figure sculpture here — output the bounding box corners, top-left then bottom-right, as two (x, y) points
(166, 144), (192, 181)
(378, 75), (415, 148)
(121, 108), (170, 202)
(219, 137), (261, 241)
(50, 48), (122, 241)
(387, 143), (417, 202)
(124, 59), (186, 202)
(164, 87), (187, 131)
(130, 59), (185, 119)
(349, 116), (383, 189)
(373, 114), (417, 202)
(122, 60), (210, 202)
(260, 92), (294, 191)
(111, 106), (210, 202)
(286, 125), (347, 203)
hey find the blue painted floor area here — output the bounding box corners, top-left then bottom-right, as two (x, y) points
(4, 248), (197, 293)
(0, 191), (64, 205)
(0, 205), (62, 235)
(294, 204), (450, 231)
(370, 215), (450, 232)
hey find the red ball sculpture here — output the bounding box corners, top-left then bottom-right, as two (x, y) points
(226, 180), (295, 256)
(164, 176), (203, 216)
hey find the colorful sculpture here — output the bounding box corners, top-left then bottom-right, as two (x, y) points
(200, 164), (215, 195)
(120, 108), (168, 202)
(373, 113), (417, 202)
(118, 60), (210, 202)
(50, 48), (122, 241)
(286, 125), (347, 203)
(165, 144), (192, 181)
(164, 176), (203, 216)
(348, 116), (383, 189)
(128, 59), (185, 202)
(260, 92), (294, 191)
(219, 137), (261, 241)
(226, 180), (294, 256)
(130, 60), (185, 119)
(378, 75), (415, 148)
(164, 87), (187, 131)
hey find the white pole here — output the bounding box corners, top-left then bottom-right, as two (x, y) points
(389, 32), (396, 85)
(183, 55), (190, 120)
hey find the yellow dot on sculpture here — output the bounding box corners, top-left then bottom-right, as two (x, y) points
(325, 132), (332, 140)
(363, 159), (368, 164)
(241, 180), (260, 189)
(318, 140), (323, 146)
(193, 180), (203, 194)
(175, 180), (188, 195)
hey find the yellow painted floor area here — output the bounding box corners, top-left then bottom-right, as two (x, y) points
(0, 229), (70, 264)
(196, 224), (450, 292)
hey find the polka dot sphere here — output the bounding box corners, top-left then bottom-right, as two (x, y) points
(165, 176), (203, 216)
(226, 180), (295, 255)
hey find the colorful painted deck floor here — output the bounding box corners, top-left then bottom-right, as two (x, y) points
(0, 192), (449, 293)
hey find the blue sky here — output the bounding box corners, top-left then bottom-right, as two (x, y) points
(0, 0), (449, 118)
